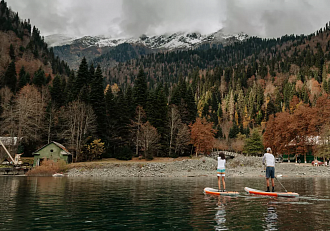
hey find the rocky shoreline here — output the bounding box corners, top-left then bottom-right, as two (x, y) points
(67, 155), (330, 178)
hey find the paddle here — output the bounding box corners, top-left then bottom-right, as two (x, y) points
(275, 176), (287, 192)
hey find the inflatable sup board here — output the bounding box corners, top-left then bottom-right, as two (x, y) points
(244, 187), (299, 197)
(204, 187), (239, 196)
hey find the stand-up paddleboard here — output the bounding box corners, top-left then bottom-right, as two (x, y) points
(204, 187), (239, 196)
(244, 187), (299, 197)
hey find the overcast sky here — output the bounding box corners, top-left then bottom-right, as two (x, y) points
(7, 0), (330, 38)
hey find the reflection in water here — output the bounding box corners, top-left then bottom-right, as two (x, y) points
(1, 177), (330, 230)
(215, 196), (229, 231)
(264, 204), (278, 230)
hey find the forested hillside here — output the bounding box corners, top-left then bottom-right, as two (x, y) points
(1, 0), (330, 163)
(99, 22), (330, 161)
(0, 0), (70, 156)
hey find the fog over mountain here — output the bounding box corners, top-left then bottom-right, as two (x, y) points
(8, 0), (330, 38)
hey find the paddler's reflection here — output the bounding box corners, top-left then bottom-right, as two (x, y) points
(215, 196), (230, 230)
(264, 204), (278, 230)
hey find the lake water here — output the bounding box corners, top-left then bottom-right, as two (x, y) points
(0, 176), (330, 230)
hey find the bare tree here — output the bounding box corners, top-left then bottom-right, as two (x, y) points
(174, 123), (190, 155)
(315, 124), (330, 162)
(45, 103), (58, 144)
(1, 85), (48, 151)
(221, 119), (232, 142)
(131, 106), (146, 157)
(0, 87), (15, 139)
(140, 121), (160, 160)
(58, 100), (96, 162)
(168, 105), (181, 156)
(231, 133), (246, 153)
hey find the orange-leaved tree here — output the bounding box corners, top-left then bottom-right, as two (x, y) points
(189, 117), (216, 156)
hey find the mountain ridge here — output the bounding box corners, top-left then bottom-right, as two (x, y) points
(45, 30), (248, 70)
(45, 30), (248, 50)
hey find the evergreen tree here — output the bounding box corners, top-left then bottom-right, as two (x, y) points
(65, 70), (75, 103)
(243, 129), (264, 155)
(17, 66), (27, 90)
(133, 67), (147, 109)
(182, 87), (196, 125)
(148, 85), (168, 156)
(9, 44), (15, 60)
(266, 98), (276, 120)
(4, 61), (17, 93)
(113, 89), (131, 158)
(229, 122), (239, 139)
(105, 86), (116, 157)
(125, 85), (135, 120)
(74, 57), (90, 100)
(50, 75), (64, 108)
(90, 65), (107, 141)
(89, 63), (95, 80)
(32, 67), (46, 88)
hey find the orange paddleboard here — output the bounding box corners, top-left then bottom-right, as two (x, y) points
(244, 187), (299, 197)
(204, 187), (239, 196)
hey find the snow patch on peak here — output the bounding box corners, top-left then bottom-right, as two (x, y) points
(45, 30), (249, 50)
(44, 34), (78, 47)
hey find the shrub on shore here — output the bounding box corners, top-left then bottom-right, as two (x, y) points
(26, 160), (68, 176)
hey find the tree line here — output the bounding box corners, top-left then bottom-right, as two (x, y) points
(3, 0), (330, 161)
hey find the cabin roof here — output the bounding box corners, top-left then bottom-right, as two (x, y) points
(0, 137), (22, 146)
(32, 141), (72, 155)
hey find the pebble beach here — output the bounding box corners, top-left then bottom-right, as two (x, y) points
(67, 155), (330, 178)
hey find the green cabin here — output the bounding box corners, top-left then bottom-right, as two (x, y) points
(33, 141), (72, 167)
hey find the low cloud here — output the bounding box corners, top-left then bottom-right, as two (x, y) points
(7, 0), (330, 38)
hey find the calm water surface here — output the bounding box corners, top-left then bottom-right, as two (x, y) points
(0, 176), (330, 230)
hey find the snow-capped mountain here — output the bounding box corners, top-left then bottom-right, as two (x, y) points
(45, 30), (248, 50)
(44, 30), (248, 70)
(44, 34), (78, 47)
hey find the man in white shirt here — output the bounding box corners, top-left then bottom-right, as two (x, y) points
(262, 147), (275, 192)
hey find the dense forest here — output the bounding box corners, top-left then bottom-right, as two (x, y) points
(1, 0), (330, 163)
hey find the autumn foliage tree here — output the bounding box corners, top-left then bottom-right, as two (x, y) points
(81, 139), (105, 161)
(263, 94), (330, 162)
(189, 117), (216, 156)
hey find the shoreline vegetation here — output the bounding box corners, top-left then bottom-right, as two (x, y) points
(64, 155), (330, 178)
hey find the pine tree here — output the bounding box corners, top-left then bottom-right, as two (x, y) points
(183, 87), (196, 125)
(229, 122), (239, 139)
(17, 66), (27, 91)
(153, 85), (169, 155)
(125, 85), (135, 120)
(4, 61), (17, 93)
(9, 44), (15, 60)
(32, 67), (46, 88)
(50, 75), (64, 108)
(116, 89), (131, 151)
(133, 67), (147, 109)
(89, 63), (95, 80)
(105, 85), (116, 157)
(243, 129), (264, 155)
(65, 70), (75, 103)
(74, 57), (90, 100)
(90, 65), (107, 141)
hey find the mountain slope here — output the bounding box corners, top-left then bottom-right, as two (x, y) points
(45, 30), (248, 70)
(0, 1), (70, 81)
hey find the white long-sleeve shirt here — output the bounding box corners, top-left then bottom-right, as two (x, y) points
(262, 153), (275, 167)
(217, 158), (226, 169)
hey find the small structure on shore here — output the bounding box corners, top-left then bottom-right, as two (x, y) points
(32, 141), (72, 167)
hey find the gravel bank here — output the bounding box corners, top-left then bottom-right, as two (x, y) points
(67, 155), (330, 178)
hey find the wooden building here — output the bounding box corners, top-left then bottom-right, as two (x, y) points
(33, 141), (72, 167)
